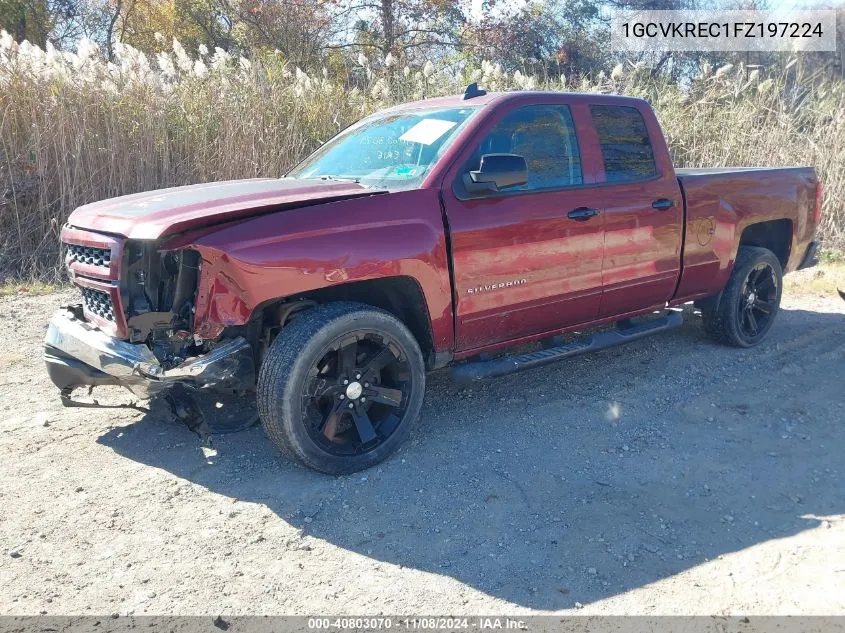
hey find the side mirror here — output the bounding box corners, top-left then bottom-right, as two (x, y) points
(463, 153), (528, 195)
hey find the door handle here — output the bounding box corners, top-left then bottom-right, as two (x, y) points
(652, 198), (675, 210)
(567, 207), (599, 221)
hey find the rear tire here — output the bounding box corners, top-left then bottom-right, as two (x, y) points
(257, 302), (425, 475)
(701, 246), (783, 348)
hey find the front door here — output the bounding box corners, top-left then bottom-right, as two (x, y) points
(442, 102), (605, 351)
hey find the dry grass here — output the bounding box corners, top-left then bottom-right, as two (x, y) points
(784, 263), (845, 299)
(1, 36), (844, 281)
(0, 280), (59, 295)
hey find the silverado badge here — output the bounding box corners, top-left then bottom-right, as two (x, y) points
(467, 279), (527, 295)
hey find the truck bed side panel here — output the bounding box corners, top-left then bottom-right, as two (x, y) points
(673, 167), (818, 302)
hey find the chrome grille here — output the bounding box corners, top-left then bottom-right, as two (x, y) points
(67, 244), (111, 268)
(81, 287), (115, 321)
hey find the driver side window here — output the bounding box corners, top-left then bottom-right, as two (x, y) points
(471, 105), (583, 191)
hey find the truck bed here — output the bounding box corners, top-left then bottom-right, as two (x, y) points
(672, 165), (818, 303)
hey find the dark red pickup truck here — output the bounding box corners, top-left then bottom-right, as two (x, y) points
(45, 86), (821, 473)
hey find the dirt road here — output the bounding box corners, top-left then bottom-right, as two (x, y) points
(1, 267), (844, 615)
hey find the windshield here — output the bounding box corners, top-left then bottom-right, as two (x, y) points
(288, 106), (479, 190)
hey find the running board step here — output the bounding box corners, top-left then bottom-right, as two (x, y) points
(450, 311), (683, 384)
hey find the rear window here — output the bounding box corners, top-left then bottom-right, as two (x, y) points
(590, 105), (657, 183)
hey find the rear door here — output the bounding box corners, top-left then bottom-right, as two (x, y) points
(586, 104), (684, 317)
(441, 101), (605, 351)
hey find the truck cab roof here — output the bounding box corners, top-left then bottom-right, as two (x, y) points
(384, 90), (649, 114)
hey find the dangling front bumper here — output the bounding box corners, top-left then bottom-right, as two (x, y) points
(44, 307), (255, 401)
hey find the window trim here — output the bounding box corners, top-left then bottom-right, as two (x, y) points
(452, 103), (588, 201)
(589, 104), (659, 185)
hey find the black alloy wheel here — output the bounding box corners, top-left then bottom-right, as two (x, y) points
(302, 332), (412, 455)
(257, 302), (425, 474)
(737, 261), (778, 339)
(701, 245), (783, 348)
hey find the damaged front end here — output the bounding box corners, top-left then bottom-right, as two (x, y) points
(44, 226), (256, 413)
(44, 307), (254, 400)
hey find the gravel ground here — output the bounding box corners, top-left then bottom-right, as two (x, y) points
(1, 269), (844, 616)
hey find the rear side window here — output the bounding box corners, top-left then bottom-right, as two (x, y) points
(590, 105), (657, 183)
(471, 104), (583, 191)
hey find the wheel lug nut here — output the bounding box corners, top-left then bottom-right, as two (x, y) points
(343, 379), (349, 385)
(348, 403), (354, 409)
(339, 394), (345, 400)
(355, 374), (361, 380)
(361, 397), (366, 402)
(364, 382), (369, 388)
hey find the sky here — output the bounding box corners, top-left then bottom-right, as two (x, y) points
(467, 0), (844, 18)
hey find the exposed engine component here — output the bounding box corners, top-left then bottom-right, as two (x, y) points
(123, 245), (202, 365)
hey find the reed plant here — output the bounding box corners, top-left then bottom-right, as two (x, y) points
(1, 33), (843, 279)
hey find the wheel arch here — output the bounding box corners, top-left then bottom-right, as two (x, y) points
(254, 276), (442, 371)
(737, 219), (793, 270)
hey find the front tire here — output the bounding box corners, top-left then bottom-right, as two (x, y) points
(257, 302), (425, 474)
(701, 246), (783, 347)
